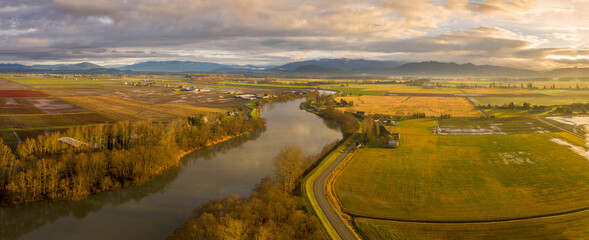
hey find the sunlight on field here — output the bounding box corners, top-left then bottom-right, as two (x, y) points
(336, 95), (482, 117)
(460, 88), (537, 95)
(472, 90), (589, 105)
(334, 119), (589, 222)
(355, 211), (589, 240)
(63, 96), (225, 121)
(6, 75), (119, 85)
(361, 84), (462, 94)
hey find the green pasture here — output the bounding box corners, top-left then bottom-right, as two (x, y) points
(354, 211), (589, 240)
(437, 116), (559, 134)
(334, 118), (589, 222)
(330, 86), (387, 96)
(472, 89), (589, 106)
(219, 81), (313, 88)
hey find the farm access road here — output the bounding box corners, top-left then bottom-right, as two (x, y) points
(313, 136), (360, 240)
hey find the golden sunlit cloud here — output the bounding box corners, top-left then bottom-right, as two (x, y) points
(0, 0), (586, 69)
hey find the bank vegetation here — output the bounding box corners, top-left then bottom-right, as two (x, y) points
(0, 113), (265, 206)
(169, 143), (338, 240)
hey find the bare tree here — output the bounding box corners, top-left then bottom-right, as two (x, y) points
(273, 145), (306, 192)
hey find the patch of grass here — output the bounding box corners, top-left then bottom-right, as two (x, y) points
(461, 88), (538, 94)
(551, 132), (586, 147)
(472, 90), (589, 106)
(7, 76), (118, 85)
(245, 100), (260, 118)
(438, 117), (559, 134)
(334, 118), (589, 222)
(330, 86), (387, 96)
(220, 81), (312, 88)
(484, 109), (532, 118)
(354, 211), (589, 240)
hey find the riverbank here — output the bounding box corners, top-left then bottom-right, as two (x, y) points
(0, 114), (266, 207)
(3, 97), (343, 240)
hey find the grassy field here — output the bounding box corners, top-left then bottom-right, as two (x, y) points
(336, 96), (482, 117)
(362, 84), (462, 94)
(0, 75), (247, 149)
(334, 118), (589, 221)
(472, 89), (589, 105)
(331, 86), (387, 96)
(331, 117), (589, 238)
(460, 88), (537, 95)
(63, 96), (225, 121)
(3, 75), (119, 85)
(355, 211), (589, 240)
(331, 84), (463, 96)
(220, 81), (313, 88)
(437, 117), (560, 134)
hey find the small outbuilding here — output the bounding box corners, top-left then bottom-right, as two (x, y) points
(58, 137), (88, 148)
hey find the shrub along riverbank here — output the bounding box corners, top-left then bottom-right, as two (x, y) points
(169, 93), (361, 239)
(168, 143), (338, 240)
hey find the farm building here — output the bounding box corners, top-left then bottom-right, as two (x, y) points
(58, 137), (88, 148)
(236, 94), (256, 100)
(380, 129), (400, 148)
(387, 139), (399, 147)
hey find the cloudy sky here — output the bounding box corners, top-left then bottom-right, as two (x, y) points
(0, 0), (587, 69)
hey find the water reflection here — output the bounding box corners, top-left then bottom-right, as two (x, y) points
(1, 98), (342, 240)
(0, 128), (264, 240)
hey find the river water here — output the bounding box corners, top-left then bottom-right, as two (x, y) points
(0, 98), (343, 240)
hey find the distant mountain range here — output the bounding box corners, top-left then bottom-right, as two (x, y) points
(272, 58), (404, 71)
(120, 61), (226, 72)
(352, 61), (539, 77)
(0, 62), (118, 73)
(30, 62), (104, 70)
(1, 59), (588, 77)
(119, 61), (275, 72)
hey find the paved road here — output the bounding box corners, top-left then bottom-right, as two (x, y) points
(313, 136), (359, 240)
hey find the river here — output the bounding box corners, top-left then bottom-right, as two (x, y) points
(0, 97), (343, 240)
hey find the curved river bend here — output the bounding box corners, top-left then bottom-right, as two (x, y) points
(1, 98), (342, 240)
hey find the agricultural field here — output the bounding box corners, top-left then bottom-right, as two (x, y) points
(331, 84), (463, 96)
(220, 81), (312, 88)
(328, 81), (589, 107)
(472, 89), (589, 106)
(355, 211), (589, 240)
(0, 90), (49, 97)
(63, 96), (226, 121)
(459, 88), (538, 95)
(436, 117), (559, 134)
(0, 74), (319, 149)
(336, 95), (482, 117)
(333, 116), (589, 238)
(0, 113), (114, 129)
(1, 75), (125, 90)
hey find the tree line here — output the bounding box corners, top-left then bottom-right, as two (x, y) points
(0, 113), (265, 206)
(302, 92), (359, 135)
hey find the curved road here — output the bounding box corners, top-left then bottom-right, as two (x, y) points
(313, 136), (360, 240)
